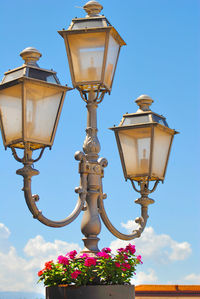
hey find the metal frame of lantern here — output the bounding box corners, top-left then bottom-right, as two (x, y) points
(58, 1), (126, 99)
(0, 47), (70, 151)
(112, 123), (176, 182)
(0, 2), (178, 256)
(0, 78), (67, 150)
(110, 95), (178, 201)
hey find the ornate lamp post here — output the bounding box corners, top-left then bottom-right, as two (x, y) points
(0, 1), (177, 256)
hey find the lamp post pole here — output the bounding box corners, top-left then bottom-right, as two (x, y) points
(81, 90), (102, 254)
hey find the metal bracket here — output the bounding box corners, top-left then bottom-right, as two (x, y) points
(79, 88), (106, 104)
(14, 147), (87, 228)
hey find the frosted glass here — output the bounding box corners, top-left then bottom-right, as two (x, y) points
(25, 82), (63, 143)
(118, 127), (151, 179)
(152, 127), (172, 179)
(118, 132), (138, 176)
(104, 35), (120, 88)
(68, 32), (106, 83)
(0, 84), (22, 144)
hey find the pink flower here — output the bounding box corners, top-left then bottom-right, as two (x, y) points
(137, 255), (143, 264)
(66, 250), (77, 259)
(125, 244), (136, 254)
(97, 252), (110, 259)
(123, 254), (128, 260)
(121, 262), (128, 269)
(124, 263), (131, 269)
(57, 255), (69, 266)
(117, 248), (125, 253)
(80, 253), (89, 258)
(115, 262), (121, 268)
(71, 270), (82, 279)
(102, 247), (111, 253)
(121, 268), (126, 272)
(84, 257), (97, 267)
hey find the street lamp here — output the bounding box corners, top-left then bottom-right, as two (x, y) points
(110, 94), (178, 216)
(111, 94), (177, 183)
(0, 1), (177, 255)
(58, 0), (126, 96)
(0, 47), (70, 150)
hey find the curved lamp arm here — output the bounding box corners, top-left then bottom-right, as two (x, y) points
(98, 197), (145, 240)
(21, 173), (86, 228)
(149, 180), (160, 193)
(98, 177), (156, 240)
(130, 179), (160, 195)
(14, 146), (87, 228)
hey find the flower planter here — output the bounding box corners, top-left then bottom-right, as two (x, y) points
(46, 285), (135, 299)
(39, 245), (141, 298)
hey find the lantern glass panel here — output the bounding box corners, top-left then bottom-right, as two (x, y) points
(104, 35), (120, 88)
(152, 126), (172, 179)
(67, 32), (106, 83)
(123, 115), (150, 126)
(72, 20), (105, 30)
(25, 81), (63, 143)
(118, 127), (151, 179)
(0, 84), (22, 144)
(152, 114), (168, 127)
(3, 69), (24, 84)
(28, 69), (58, 84)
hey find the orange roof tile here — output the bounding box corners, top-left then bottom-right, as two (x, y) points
(135, 285), (200, 293)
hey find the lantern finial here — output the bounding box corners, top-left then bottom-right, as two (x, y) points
(20, 47), (42, 66)
(83, 1), (103, 17)
(135, 95), (154, 112)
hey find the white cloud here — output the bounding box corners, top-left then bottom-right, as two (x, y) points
(0, 223), (10, 239)
(24, 235), (81, 259)
(169, 241), (191, 261)
(0, 224), (81, 293)
(131, 269), (158, 285)
(24, 235), (81, 271)
(0, 246), (34, 292)
(121, 220), (139, 232)
(0, 221), (194, 293)
(109, 225), (192, 263)
(184, 273), (200, 284)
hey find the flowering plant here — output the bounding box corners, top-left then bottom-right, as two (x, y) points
(38, 244), (142, 286)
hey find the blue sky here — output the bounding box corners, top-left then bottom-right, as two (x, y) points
(0, 0), (199, 295)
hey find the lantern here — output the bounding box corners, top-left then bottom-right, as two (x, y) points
(110, 95), (178, 182)
(0, 47), (70, 150)
(58, 0), (126, 93)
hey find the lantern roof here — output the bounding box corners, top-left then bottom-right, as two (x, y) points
(1, 47), (63, 87)
(58, 0), (126, 46)
(111, 95), (174, 131)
